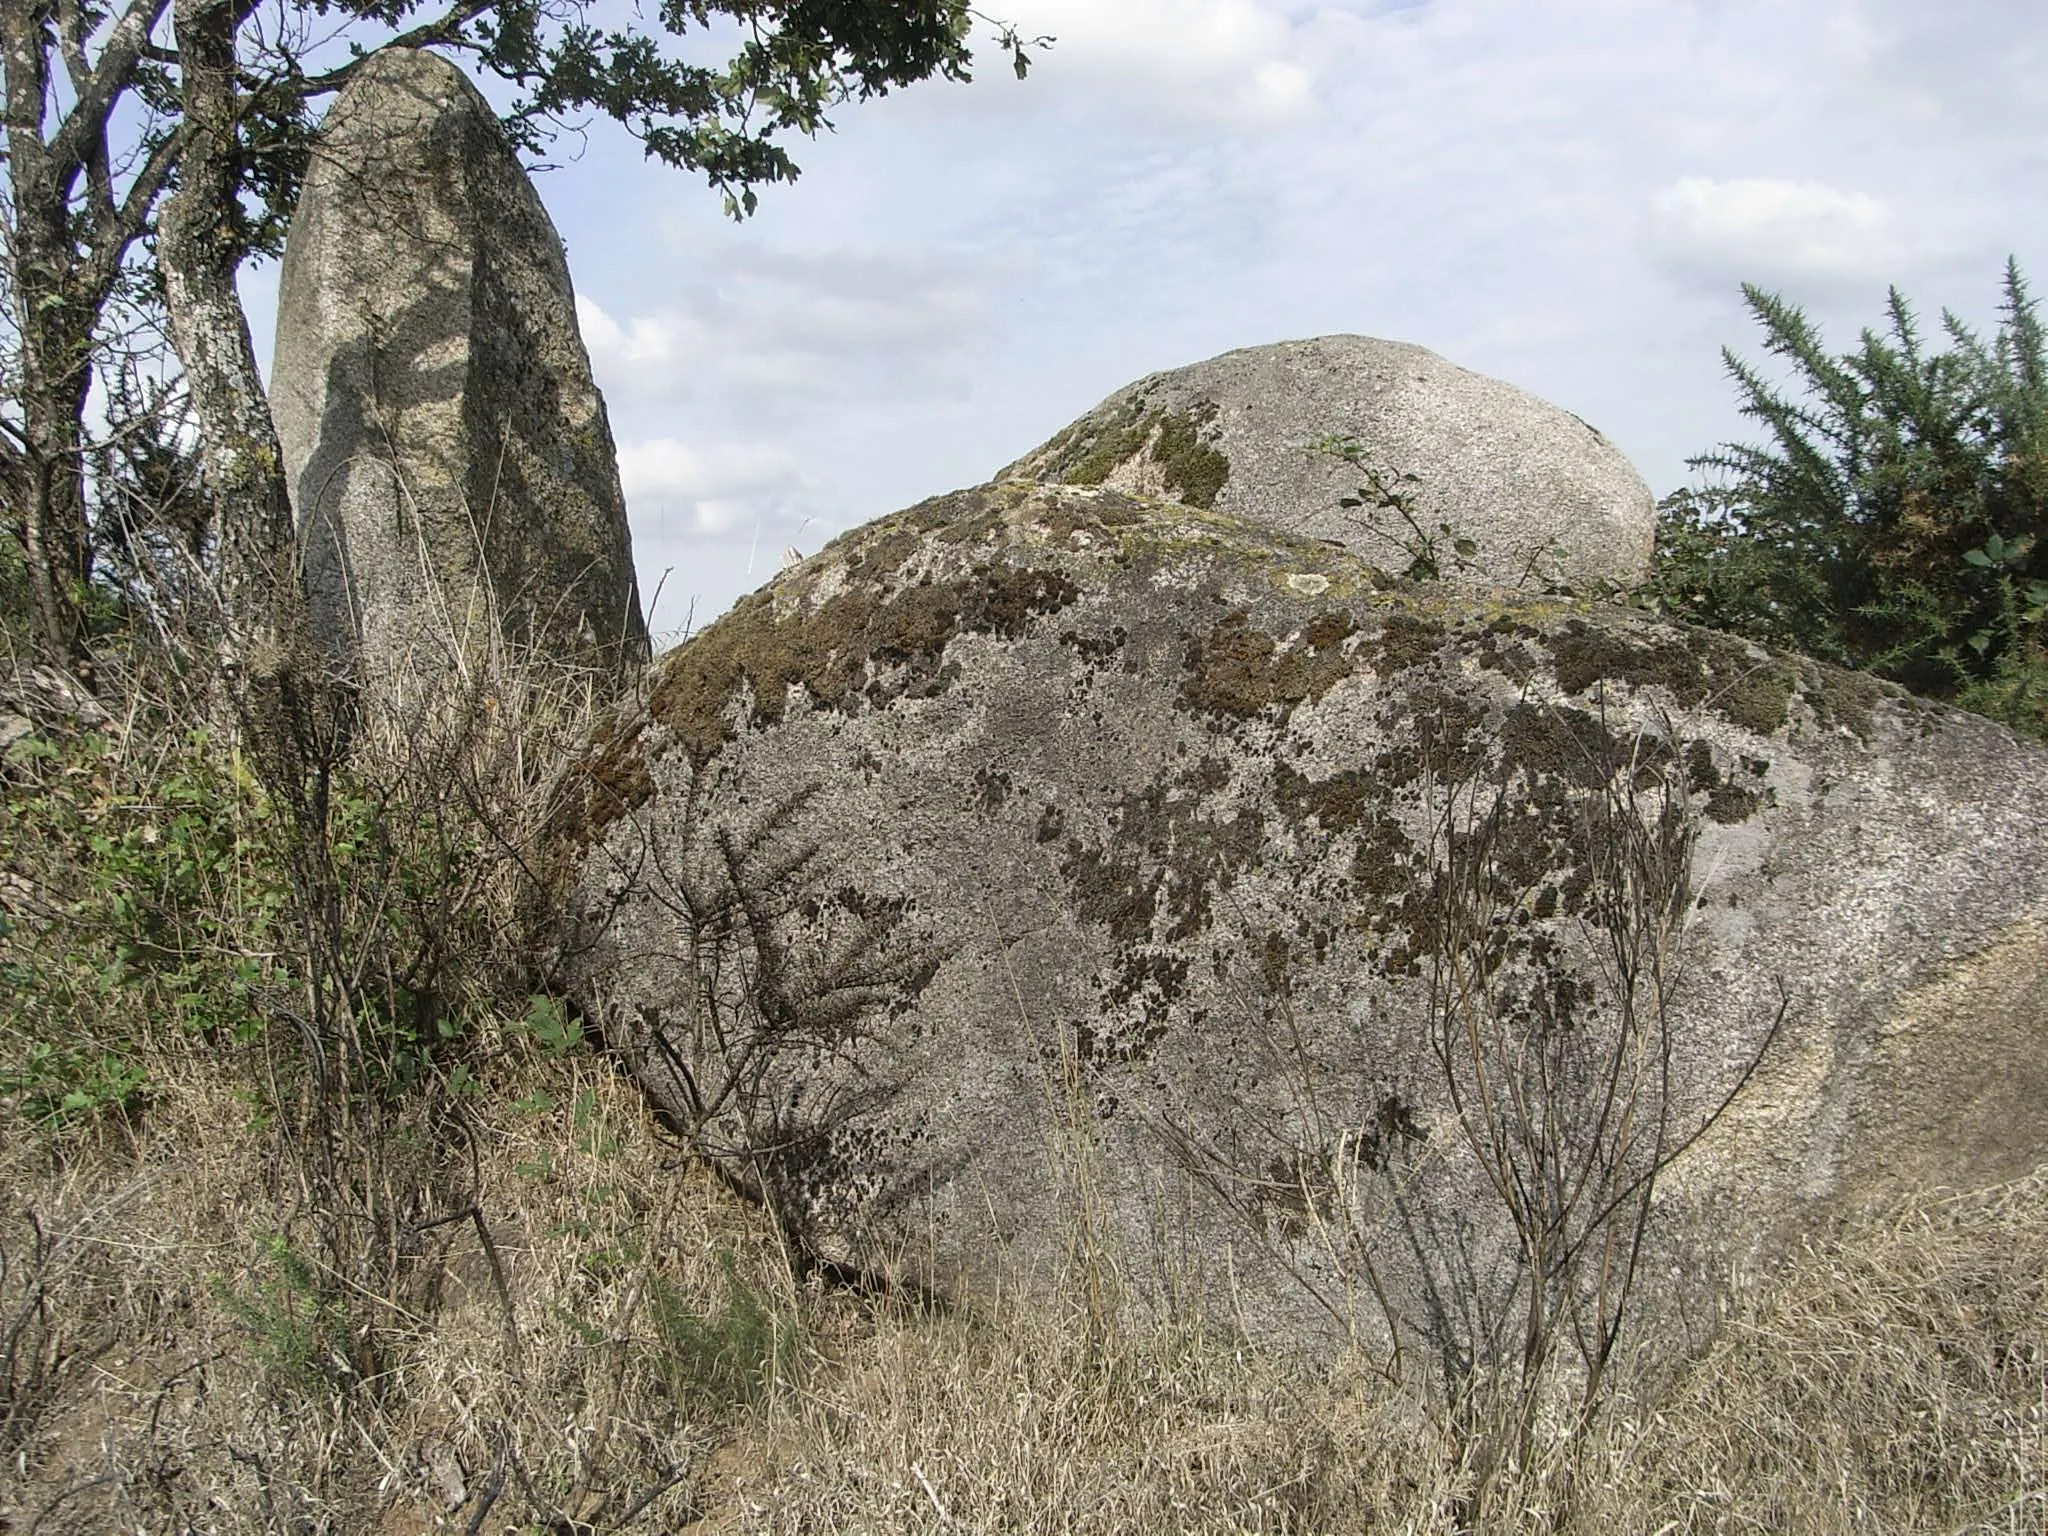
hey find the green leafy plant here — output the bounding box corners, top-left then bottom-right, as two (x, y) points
(516, 995), (584, 1058)
(0, 1042), (149, 1127)
(1, 724), (281, 1125)
(646, 1251), (798, 1410)
(1317, 434), (1480, 582)
(1653, 260), (2048, 735)
(0, 703), (523, 1127)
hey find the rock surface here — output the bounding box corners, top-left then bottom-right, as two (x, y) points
(560, 481), (2048, 1366)
(1000, 336), (1656, 595)
(271, 47), (646, 700)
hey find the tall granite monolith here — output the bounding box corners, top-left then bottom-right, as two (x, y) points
(271, 47), (647, 704)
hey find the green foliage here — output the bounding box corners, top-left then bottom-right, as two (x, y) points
(515, 994), (583, 1058)
(502, 2), (1048, 217)
(0, 726), (278, 1124)
(1653, 260), (2048, 735)
(1316, 434), (1481, 582)
(0, 701), (533, 1128)
(0, 1040), (149, 1126)
(210, 1234), (356, 1398)
(646, 1251), (797, 1409)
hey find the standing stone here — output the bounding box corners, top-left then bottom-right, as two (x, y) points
(999, 336), (1657, 595)
(271, 47), (647, 703)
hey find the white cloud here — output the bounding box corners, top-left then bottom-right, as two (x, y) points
(997, 0), (1321, 124)
(576, 296), (704, 403)
(615, 436), (801, 506)
(1647, 176), (1952, 290)
(577, 242), (988, 414)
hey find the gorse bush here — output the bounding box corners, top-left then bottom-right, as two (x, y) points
(209, 1232), (360, 1400)
(1654, 259), (2048, 735)
(647, 1248), (801, 1409)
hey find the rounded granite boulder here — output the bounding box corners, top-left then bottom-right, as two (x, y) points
(558, 480), (2048, 1368)
(999, 336), (1657, 596)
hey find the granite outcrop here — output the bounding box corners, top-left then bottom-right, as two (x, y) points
(558, 479), (2048, 1365)
(1000, 336), (1656, 595)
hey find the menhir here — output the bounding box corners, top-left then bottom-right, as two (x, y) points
(271, 46), (647, 707)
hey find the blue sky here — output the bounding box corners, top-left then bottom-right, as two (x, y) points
(247, 0), (2048, 642)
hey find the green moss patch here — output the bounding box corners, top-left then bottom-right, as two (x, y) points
(1551, 619), (1796, 735)
(1179, 610), (1357, 721)
(1059, 396), (1155, 487)
(1149, 403), (1231, 508)
(646, 559), (1080, 762)
(1795, 658), (1894, 740)
(1040, 396), (1233, 510)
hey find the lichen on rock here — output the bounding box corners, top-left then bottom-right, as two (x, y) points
(560, 478), (2048, 1367)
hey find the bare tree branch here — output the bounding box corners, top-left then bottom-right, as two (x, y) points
(45, 0), (169, 188)
(294, 0), (493, 98)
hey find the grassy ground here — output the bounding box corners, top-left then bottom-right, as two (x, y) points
(1, 1038), (2041, 1532)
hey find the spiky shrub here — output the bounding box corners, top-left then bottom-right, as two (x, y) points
(1655, 260), (2048, 735)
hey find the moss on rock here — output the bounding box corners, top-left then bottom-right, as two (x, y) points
(646, 551), (1079, 761)
(1552, 618), (1796, 735)
(1179, 609), (1357, 721)
(1035, 395), (1232, 511)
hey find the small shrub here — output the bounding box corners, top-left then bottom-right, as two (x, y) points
(1654, 260), (2048, 736)
(210, 1233), (357, 1399)
(647, 1250), (799, 1410)
(1316, 433), (1483, 583)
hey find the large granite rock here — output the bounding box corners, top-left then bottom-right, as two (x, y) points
(558, 482), (2048, 1369)
(271, 47), (646, 701)
(1000, 337), (1656, 595)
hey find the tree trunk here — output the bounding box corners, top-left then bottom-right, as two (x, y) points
(3, 0), (95, 659)
(11, 336), (95, 660)
(157, 0), (296, 658)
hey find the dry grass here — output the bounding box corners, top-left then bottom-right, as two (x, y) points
(0, 1052), (797, 1533)
(693, 1172), (2048, 1536)
(0, 618), (794, 1531)
(705, 1305), (1446, 1533)
(1581, 1176), (2048, 1535)
(0, 1034), (2042, 1534)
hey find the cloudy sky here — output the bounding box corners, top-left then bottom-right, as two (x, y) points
(249, 0), (2048, 641)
